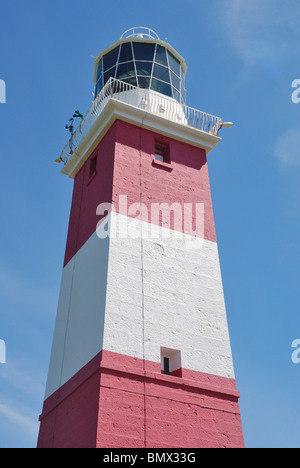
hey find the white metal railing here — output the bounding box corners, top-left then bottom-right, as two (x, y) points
(58, 78), (222, 165)
(120, 27), (160, 40)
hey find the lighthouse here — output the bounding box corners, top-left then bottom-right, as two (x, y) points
(37, 27), (244, 448)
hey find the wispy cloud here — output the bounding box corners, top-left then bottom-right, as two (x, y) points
(0, 400), (38, 443)
(273, 126), (300, 168)
(0, 360), (45, 402)
(0, 360), (45, 446)
(216, 0), (300, 76)
(0, 359), (45, 446)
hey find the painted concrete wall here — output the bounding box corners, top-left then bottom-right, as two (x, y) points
(45, 209), (234, 400)
(104, 212), (235, 379)
(38, 350), (243, 448)
(112, 120), (217, 242)
(44, 232), (110, 399)
(63, 123), (116, 267)
(45, 119), (235, 398)
(64, 120), (217, 269)
(39, 118), (243, 448)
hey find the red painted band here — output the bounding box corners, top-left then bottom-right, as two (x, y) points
(37, 350), (244, 448)
(63, 120), (217, 267)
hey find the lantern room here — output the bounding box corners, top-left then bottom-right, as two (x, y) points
(93, 27), (187, 104)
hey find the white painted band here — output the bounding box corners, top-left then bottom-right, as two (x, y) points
(45, 212), (235, 399)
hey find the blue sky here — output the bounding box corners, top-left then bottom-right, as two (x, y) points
(0, 0), (300, 448)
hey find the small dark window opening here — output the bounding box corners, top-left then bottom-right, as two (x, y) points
(161, 347), (182, 377)
(163, 357), (170, 375)
(89, 154), (98, 178)
(155, 141), (170, 163)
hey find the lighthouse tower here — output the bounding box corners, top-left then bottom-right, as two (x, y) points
(37, 28), (244, 448)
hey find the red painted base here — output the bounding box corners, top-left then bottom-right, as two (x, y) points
(37, 351), (244, 448)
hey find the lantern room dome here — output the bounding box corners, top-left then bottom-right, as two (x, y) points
(93, 28), (187, 104)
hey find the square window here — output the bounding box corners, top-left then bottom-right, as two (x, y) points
(161, 347), (182, 377)
(89, 154), (98, 179)
(155, 141), (170, 164)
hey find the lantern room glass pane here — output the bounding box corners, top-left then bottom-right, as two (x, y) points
(104, 66), (116, 84)
(116, 61), (135, 81)
(95, 78), (103, 98)
(172, 87), (180, 102)
(103, 46), (120, 71)
(151, 78), (172, 97)
(152, 63), (171, 83)
(122, 76), (138, 86)
(137, 76), (150, 88)
(135, 61), (153, 76)
(132, 42), (155, 61)
(155, 45), (168, 66)
(170, 71), (180, 90)
(119, 42), (133, 63)
(167, 52), (181, 77)
(96, 61), (103, 82)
